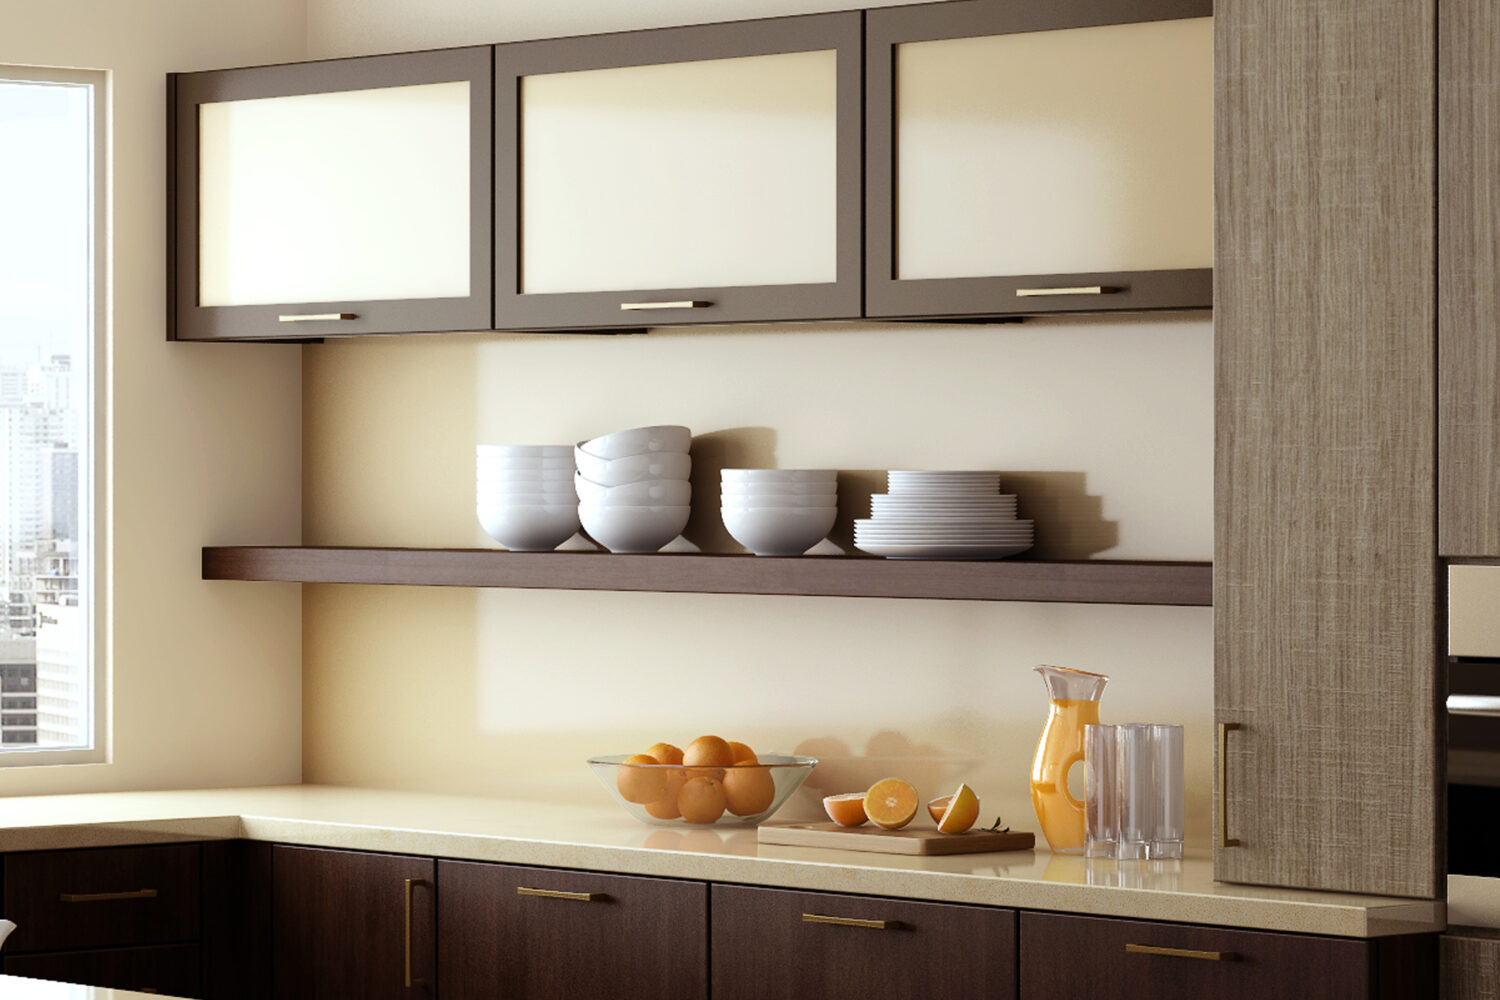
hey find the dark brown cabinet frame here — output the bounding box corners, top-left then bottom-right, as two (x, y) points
(491, 12), (865, 331)
(168, 47), (495, 342)
(863, 0), (1214, 321)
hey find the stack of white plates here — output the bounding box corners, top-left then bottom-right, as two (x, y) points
(574, 425), (692, 553)
(853, 471), (1033, 560)
(721, 469), (838, 556)
(476, 445), (580, 552)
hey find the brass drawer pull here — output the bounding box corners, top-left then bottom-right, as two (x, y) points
(1218, 722), (1242, 848)
(1014, 286), (1120, 298)
(404, 877), (429, 989)
(619, 300), (711, 311)
(278, 313), (357, 322)
(1127, 943), (1239, 962)
(516, 886), (605, 902)
(802, 913), (899, 930)
(59, 889), (158, 903)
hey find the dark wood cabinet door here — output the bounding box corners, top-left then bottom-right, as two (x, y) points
(436, 860), (706, 1000)
(2, 843), (201, 953)
(271, 846), (434, 1000)
(1019, 913), (1434, 1000)
(1439, 0), (1500, 555)
(710, 884), (1016, 1000)
(5, 943), (201, 997)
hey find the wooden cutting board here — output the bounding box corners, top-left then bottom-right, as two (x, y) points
(757, 822), (1035, 856)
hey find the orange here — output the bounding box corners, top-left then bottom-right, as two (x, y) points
(935, 783), (980, 834)
(823, 793), (868, 827)
(617, 753), (667, 804)
(927, 795), (950, 825)
(678, 776), (727, 824)
(644, 770), (687, 820)
(645, 742), (684, 766)
(863, 777), (918, 830)
(684, 735), (735, 769)
(723, 765), (775, 816)
(726, 741), (759, 764)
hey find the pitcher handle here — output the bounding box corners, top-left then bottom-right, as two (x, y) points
(1060, 749), (1087, 810)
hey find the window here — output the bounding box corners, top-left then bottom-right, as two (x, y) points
(0, 67), (105, 762)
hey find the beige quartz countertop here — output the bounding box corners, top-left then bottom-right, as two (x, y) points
(0, 785), (1442, 939)
(0, 975), (175, 999)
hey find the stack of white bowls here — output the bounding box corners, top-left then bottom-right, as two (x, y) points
(476, 445), (580, 551)
(574, 425), (693, 553)
(853, 470), (1033, 560)
(721, 469), (838, 556)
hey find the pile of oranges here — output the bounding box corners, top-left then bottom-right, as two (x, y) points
(824, 778), (981, 834)
(617, 735), (777, 825)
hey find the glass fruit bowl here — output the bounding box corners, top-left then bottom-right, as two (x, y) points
(587, 753), (818, 827)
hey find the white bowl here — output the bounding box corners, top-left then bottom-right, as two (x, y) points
(577, 425), (692, 460)
(720, 492), (839, 509)
(478, 457), (576, 471)
(721, 469), (836, 483)
(579, 504), (691, 554)
(574, 475), (691, 507)
(574, 447), (691, 486)
(721, 480), (838, 496)
(476, 444), (573, 459)
(477, 490), (579, 505)
(476, 503), (581, 552)
(721, 506), (838, 557)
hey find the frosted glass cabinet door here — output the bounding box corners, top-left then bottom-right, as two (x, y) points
(170, 48), (493, 340)
(494, 13), (862, 330)
(865, 0), (1214, 320)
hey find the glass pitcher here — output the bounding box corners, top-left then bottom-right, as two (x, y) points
(1031, 664), (1109, 854)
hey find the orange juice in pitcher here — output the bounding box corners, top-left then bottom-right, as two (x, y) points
(1031, 664), (1109, 854)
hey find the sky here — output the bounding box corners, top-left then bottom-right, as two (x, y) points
(0, 78), (91, 370)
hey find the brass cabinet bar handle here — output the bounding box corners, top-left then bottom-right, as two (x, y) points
(404, 877), (429, 989)
(1127, 943), (1239, 962)
(59, 889), (158, 903)
(516, 886), (605, 902)
(278, 312), (358, 322)
(802, 913), (899, 930)
(619, 300), (711, 311)
(1218, 722), (1242, 848)
(1014, 286), (1120, 298)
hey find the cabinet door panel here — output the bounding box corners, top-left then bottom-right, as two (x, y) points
(1439, 0), (1500, 555)
(1214, 0), (1440, 895)
(711, 884), (1015, 1000)
(437, 860), (706, 1000)
(5, 943), (201, 997)
(865, 0), (1213, 320)
(271, 846), (434, 1000)
(495, 13), (862, 330)
(171, 47), (493, 340)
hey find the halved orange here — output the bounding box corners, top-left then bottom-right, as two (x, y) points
(823, 793), (868, 827)
(927, 795), (950, 824)
(935, 782), (979, 834)
(863, 777), (918, 830)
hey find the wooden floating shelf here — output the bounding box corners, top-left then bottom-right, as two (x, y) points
(202, 547), (1212, 607)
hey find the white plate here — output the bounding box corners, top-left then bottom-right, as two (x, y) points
(872, 493), (1017, 506)
(854, 540), (1033, 560)
(857, 518), (1032, 529)
(855, 531), (1034, 541)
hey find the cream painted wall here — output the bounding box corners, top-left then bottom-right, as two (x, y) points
(0, 0), (305, 793)
(299, 0), (1216, 842)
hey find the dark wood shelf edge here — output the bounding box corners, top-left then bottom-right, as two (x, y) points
(202, 547), (1212, 606)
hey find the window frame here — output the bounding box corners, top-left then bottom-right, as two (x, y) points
(0, 64), (108, 766)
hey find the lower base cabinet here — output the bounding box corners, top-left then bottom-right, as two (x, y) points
(437, 860), (707, 999)
(1019, 912), (1437, 999)
(270, 845), (435, 1000)
(710, 884), (1018, 1000)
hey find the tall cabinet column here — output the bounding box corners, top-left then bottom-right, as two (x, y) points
(1214, 0), (1442, 896)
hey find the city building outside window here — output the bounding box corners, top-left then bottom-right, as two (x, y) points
(1, 66), (106, 763)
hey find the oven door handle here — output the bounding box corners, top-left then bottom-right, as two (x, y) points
(1448, 694), (1500, 717)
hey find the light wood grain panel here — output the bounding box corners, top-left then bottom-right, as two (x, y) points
(1441, 933), (1500, 1000)
(1439, 0), (1500, 556)
(1214, 0), (1441, 896)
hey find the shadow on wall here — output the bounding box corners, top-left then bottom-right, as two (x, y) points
(1005, 471), (1117, 559)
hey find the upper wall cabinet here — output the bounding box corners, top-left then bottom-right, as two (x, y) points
(864, 0), (1214, 320)
(169, 48), (494, 341)
(492, 14), (863, 331)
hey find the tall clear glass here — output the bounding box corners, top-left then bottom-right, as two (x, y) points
(1115, 723), (1153, 861)
(1150, 723), (1185, 860)
(1083, 723), (1118, 859)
